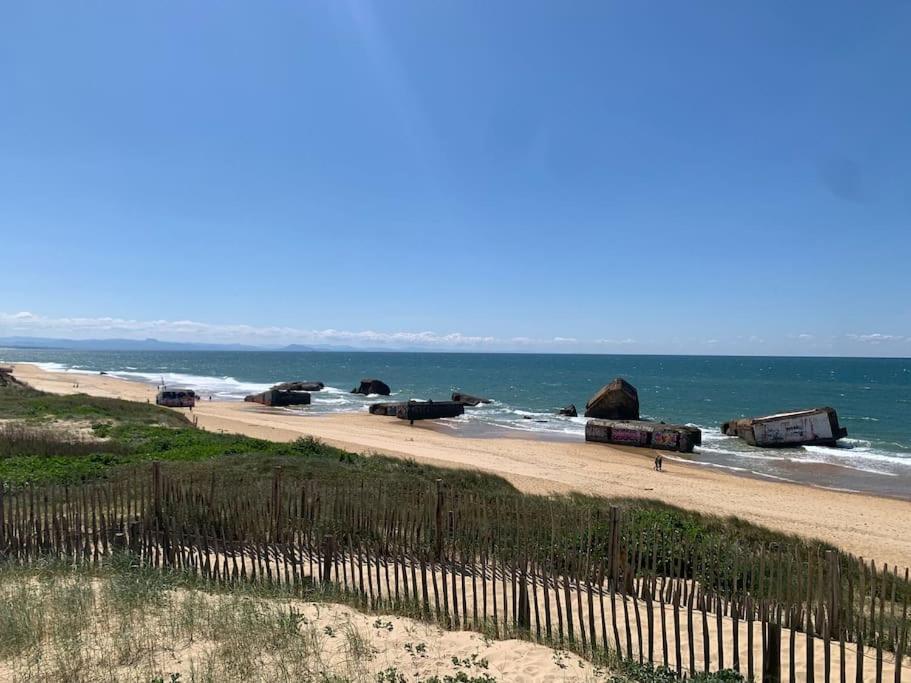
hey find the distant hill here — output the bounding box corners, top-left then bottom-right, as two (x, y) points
(278, 343), (362, 352)
(0, 336), (371, 353)
(0, 336), (265, 351)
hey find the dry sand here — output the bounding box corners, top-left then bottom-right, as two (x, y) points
(0, 574), (604, 683)
(11, 363), (911, 568)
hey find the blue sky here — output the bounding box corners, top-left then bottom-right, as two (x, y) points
(1, 1), (909, 355)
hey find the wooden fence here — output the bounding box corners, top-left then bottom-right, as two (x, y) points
(0, 463), (908, 682)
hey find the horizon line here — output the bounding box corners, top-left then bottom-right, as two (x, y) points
(1, 339), (909, 361)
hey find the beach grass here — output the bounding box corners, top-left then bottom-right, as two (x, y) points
(0, 380), (188, 427)
(0, 392), (838, 564)
(0, 559), (752, 683)
(0, 381), (514, 494)
(0, 560), (382, 681)
(2, 381), (910, 643)
(0, 559), (621, 682)
(0, 379), (896, 560)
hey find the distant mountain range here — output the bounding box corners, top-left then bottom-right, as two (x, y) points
(0, 336), (365, 353)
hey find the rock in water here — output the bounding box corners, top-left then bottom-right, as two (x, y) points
(351, 379), (391, 396)
(451, 392), (492, 406)
(584, 378), (640, 420)
(272, 381), (324, 392)
(558, 404), (578, 417)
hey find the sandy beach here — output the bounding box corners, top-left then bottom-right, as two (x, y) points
(11, 363), (911, 568)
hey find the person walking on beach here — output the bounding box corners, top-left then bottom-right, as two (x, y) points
(654, 454), (663, 471)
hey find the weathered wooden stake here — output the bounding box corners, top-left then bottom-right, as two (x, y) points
(321, 534), (335, 585)
(434, 479), (444, 561)
(763, 622), (782, 683)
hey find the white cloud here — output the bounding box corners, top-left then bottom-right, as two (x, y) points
(0, 312), (500, 349)
(847, 333), (906, 344)
(6, 311), (907, 355)
(1, 311), (653, 352)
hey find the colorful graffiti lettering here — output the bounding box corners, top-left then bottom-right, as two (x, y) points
(653, 430), (680, 447)
(610, 428), (648, 444)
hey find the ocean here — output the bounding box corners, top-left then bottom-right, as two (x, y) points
(3, 348), (910, 499)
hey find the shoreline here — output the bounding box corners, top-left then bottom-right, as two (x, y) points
(18, 359), (911, 501)
(9, 362), (911, 567)
(392, 416), (911, 500)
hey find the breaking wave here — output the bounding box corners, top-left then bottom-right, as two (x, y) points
(108, 370), (272, 400)
(692, 424), (910, 478)
(13, 356), (911, 496)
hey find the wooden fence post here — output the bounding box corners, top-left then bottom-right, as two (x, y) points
(0, 486), (5, 556)
(609, 506), (623, 658)
(322, 534), (335, 585)
(126, 519), (140, 557)
(150, 461), (172, 567)
(807, 551), (816, 682)
(828, 550), (841, 638)
(434, 479), (444, 562)
(272, 466), (283, 540)
(112, 526), (127, 553)
(518, 560), (531, 632)
(895, 620), (905, 683)
(763, 622), (782, 683)
(152, 461), (161, 522)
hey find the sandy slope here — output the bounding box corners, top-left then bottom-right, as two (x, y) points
(11, 363), (911, 568)
(0, 574), (603, 682)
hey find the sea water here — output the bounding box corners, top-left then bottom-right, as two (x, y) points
(3, 349), (909, 499)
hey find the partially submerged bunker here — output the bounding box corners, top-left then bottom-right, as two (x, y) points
(585, 419), (702, 453)
(244, 390), (311, 407)
(721, 407), (847, 447)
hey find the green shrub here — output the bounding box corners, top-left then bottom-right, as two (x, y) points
(610, 662), (744, 682)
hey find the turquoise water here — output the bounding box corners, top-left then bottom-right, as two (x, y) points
(3, 349), (910, 498)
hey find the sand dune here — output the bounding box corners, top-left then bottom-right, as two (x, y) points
(0, 571), (602, 683)
(11, 363), (911, 568)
